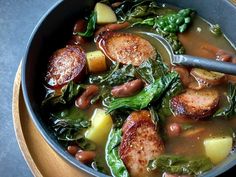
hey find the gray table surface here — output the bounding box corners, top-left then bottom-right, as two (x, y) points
(0, 0), (57, 176)
(0, 0), (235, 177)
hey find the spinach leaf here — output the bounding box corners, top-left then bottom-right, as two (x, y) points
(114, 0), (175, 23)
(77, 11), (97, 37)
(148, 155), (213, 176)
(110, 109), (132, 128)
(106, 129), (129, 177)
(91, 158), (109, 174)
(50, 106), (95, 150)
(213, 83), (236, 118)
(42, 82), (82, 109)
(136, 57), (169, 84)
(114, 0), (153, 22)
(158, 77), (183, 118)
(89, 63), (136, 86)
(107, 72), (179, 113)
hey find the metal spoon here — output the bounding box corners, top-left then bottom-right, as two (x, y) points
(141, 32), (236, 75)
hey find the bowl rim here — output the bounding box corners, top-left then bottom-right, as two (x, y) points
(21, 0), (108, 176)
(21, 0), (236, 177)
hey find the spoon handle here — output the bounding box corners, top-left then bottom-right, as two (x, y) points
(173, 55), (236, 75)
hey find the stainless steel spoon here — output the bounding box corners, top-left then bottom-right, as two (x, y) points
(141, 32), (236, 75)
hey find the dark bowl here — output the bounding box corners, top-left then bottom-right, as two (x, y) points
(22, 0), (236, 176)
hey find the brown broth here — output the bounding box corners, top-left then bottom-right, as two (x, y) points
(82, 15), (236, 176)
(45, 8), (236, 177)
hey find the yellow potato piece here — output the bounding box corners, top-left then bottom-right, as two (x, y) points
(95, 2), (117, 24)
(85, 108), (113, 145)
(204, 136), (232, 164)
(86, 50), (107, 73)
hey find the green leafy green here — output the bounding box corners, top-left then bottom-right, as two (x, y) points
(148, 155), (213, 175)
(107, 72), (179, 113)
(156, 29), (185, 54)
(42, 81), (82, 107)
(213, 83), (236, 118)
(91, 158), (109, 174)
(134, 8), (194, 33)
(106, 129), (129, 177)
(77, 11), (97, 37)
(158, 77), (183, 118)
(133, 8), (194, 54)
(209, 24), (222, 36)
(89, 63), (136, 86)
(50, 106), (95, 150)
(136, 57), (169, 84)
(113, 0), (176, 23)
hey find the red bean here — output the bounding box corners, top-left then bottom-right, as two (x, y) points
(73, 19), (86, 34)
(167, 123), (182, 137)
(75, 85), (99, 109)
(171, 66), (191, 86)
(111, 79), (144, 98)
(75, 150), (96, 164)
(67, 145), (79, 156)
(111, 2), (122, 8)
(95, 22), (130, 37)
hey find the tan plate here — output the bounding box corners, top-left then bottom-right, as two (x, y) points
(12, 64), (91, 177)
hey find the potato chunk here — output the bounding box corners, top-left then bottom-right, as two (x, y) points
(204, 136), (232, 164)
(86, 50), (107, 73)
(95, 2), (117, 24)
(85, 108), (113, 145)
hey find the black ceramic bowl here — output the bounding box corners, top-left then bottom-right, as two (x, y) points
(22, 0), (236, 176)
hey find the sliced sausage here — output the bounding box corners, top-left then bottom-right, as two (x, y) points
(45, 45), (86, 88)
(96, 32), (157, 66)
(190, 68), (225, 86)
(171, 89), (219, 120)
(75, 85), (99, 109)
(119, 110), (165, 177)
(111, 79), (144, 97)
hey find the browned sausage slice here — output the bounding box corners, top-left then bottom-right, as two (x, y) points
(171, 89), (219, 120)
(96, 32), (157, 66)
(45, 45), (86, 88)
(119, 110), (165, 177)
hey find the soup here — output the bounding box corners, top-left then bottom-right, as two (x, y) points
(41, 1), (236, 177)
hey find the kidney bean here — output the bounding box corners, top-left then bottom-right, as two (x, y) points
(111, 79), (144, 98)
(73, 19), (86, 34)
(66, 19), (87, 45)
(167, 123), (182, 137)
(68, 35), (87, 45)
(95, 22), (130, 37)
(75, 150), (96, 164)
(75, 85), (99, 109)
(111, 2), (122, 8)
(67, 145), (79, 156)
(171, 66), (192, 86)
